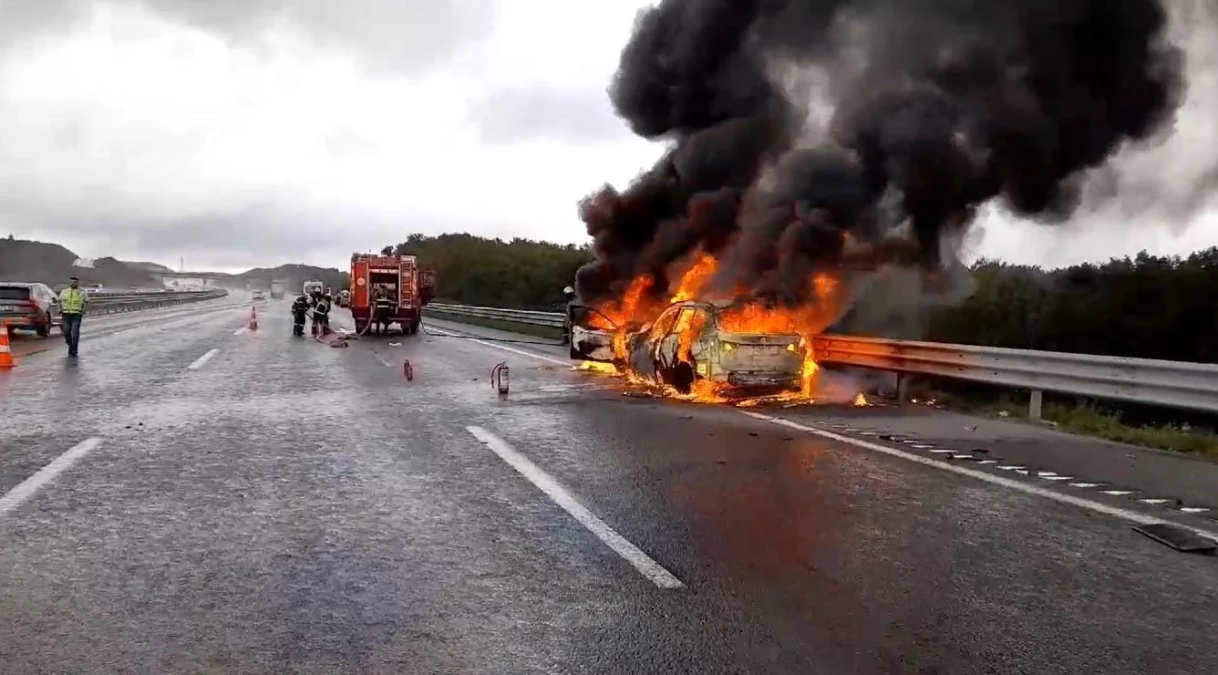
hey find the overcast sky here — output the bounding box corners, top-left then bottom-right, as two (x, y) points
(0, 0), (1215, 273)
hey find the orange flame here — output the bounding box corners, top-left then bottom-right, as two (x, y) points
(669, 252), (718, 303)
(585, 252), (849, 406)
(576, 361), (618, 374)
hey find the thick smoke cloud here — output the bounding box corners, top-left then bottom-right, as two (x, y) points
(575, 0), (1185, 311)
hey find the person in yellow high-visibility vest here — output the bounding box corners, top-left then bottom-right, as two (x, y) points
(58, 276), (87, 357)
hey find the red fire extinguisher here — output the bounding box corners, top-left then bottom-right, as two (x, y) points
(491, 361), (509, 396)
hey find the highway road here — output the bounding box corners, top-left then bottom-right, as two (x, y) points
(1, 295), (1216, 674)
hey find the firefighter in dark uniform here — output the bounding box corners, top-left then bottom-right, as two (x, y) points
(562, 285), (577, 345)
(311, 290), (331, 336)
(373, 285), (393, 334)
(290, 293), (310, 336)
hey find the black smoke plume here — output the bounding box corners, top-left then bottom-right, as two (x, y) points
(575, 0), (1184, 312)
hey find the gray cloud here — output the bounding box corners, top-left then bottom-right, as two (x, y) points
(3, 199), (475, 271)
(0, 0), (496, 75)
(468, 87), (631, 144)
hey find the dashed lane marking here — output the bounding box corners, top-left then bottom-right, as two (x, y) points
(805, 424), (1214, 519)
(187, 348), (219, 370)
(233, 327), (247, 335)
(739, 411), (1218, 541)
(466, 426), (684, 590)
(0, 437), (104, 516)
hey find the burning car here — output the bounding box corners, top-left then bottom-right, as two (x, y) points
(569, 299), (807, 395)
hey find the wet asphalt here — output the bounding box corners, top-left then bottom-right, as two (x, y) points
(0, 296), (1216, 674)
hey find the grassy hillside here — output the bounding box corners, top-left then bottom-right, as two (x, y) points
(3, 237), (348, 294)
(0, 238), (160, 288)
(232, 264), (349, 295)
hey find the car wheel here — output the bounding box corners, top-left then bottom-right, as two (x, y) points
(672, 361), (695, 394)
(35, 313), (50, 338)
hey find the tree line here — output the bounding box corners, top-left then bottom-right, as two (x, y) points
(394, 233), (591, 311)
(923, 249), (1218, 365)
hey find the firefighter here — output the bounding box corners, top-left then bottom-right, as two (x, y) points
(373, 284), (393, 334)
(290, 293), (310, 336)
(562, 285), (576, 345)
(311, 290), (331, 336)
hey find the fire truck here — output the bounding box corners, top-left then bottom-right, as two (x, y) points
(348, 252), (435, 335)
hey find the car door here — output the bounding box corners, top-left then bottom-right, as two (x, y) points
(654, 307), (687, 368)
(40, 285), (61, 322)
(650, 306), (690, 372)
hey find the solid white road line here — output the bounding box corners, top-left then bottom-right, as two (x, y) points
(466, 426), (684, 589)
(739, 411), (1218, 541)
(187, 348), (219, 370)
(0, 437), (104, 516)
(427, 326), (569, 366)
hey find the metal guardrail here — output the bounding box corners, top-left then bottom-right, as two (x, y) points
(86, 289), (229, 316)
(427, 302), (566, 328)
(424, 302), (1218, 418)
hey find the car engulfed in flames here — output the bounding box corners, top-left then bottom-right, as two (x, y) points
(569, 299), (810, 398)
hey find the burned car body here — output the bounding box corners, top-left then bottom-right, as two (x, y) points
(569, 300), (806, 394)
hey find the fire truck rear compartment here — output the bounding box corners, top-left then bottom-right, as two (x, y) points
(370, 271), (398, 294)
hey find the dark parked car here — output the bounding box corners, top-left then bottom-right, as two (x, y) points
(0, 282), (61, 337)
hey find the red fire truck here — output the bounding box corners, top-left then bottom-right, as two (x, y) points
(348, 252), (435, 335)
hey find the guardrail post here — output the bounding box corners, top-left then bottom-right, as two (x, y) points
(1028, 389), (1043, 420)
(896, 372), (909, 402)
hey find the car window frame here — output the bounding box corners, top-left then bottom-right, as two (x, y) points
(672, 307), (695, 334)
(649, 306), (682, 341)
(0, 285), (33, 302)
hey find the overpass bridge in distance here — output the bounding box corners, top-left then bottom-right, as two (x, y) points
(150, 270), (233, 291)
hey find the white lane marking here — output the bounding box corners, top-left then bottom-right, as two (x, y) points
(187, 348), (219, 370)
(1070, 483), (1104, 488)
(1103, 490), (1135, 496)
(427, 326), (569, 366)
(738, 411), (1218, 540)
(233, 327), (247, 335)
(373, 353), (393, 368)
(466, 426), (684, 589)
(0, 438), (104, 516)
(1181, 507), (1211, 514)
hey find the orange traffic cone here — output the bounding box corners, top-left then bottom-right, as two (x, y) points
(248, 305), (258, 331)
(0, 323), (14, 369)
